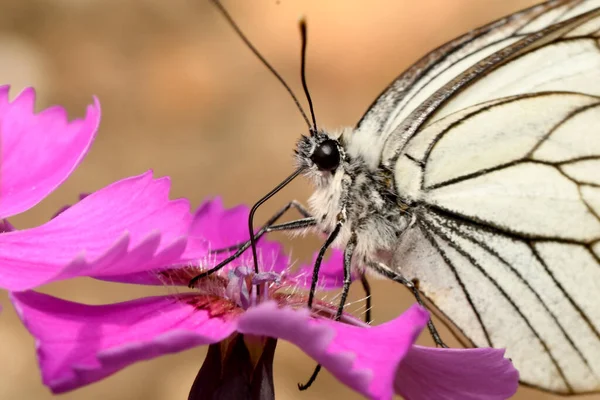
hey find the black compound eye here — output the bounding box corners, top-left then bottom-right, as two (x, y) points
(311, 139), (340, 171)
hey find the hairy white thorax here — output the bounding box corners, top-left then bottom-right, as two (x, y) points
(300, 126), (412, 266)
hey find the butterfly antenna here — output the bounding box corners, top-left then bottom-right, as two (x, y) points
(299, 17), (318, 134)
(211, 0), (312, 129)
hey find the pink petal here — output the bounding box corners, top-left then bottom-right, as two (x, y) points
(105, 198), (292, 287)
(190, 198), (252, 246)
(0, 86), (100, 218)
(0, 172), (208, 290)
(90, 198), (293, 287)
(10, 291), (237, 394)
(238, 302), (429, 400)
(395, 346), (519, 400)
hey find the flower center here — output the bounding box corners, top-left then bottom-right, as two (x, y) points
(225, 266), (281, 309)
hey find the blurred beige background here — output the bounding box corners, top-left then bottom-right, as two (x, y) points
(0, 0), (598, 399)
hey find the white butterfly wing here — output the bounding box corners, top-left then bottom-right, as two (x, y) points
(366, 0), (600, 394)
(393, 93), (600, 393)
(351, 0), (600, 169)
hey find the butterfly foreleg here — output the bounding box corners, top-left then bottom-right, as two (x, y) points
(367, 260), (448, 348)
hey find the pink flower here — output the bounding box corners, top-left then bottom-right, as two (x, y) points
(0, 86), (206, 291)
(11, 198), (519, 399)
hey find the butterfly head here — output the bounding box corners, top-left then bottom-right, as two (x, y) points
(294, 130), (347, 182)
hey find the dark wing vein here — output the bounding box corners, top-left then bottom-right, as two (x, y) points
(425, 202), (594, 244)
(529, 241), (600, 341)
(417, 91), (600, 191)
(416, 221), (492, 347)
(527, 100), (600, 157)
(388, 7), (600, 166)
(419, 216), (573, 392)
(427, 210), (598, 375)
(356, 0), (574, 134)
(558, 155), (600, 163)
(515, 0), (584, 32)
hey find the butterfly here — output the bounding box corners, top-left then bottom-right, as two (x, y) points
(195, 0), (600, 394)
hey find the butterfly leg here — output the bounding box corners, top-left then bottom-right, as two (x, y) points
(188, 200), (315, 287)
(336, 232), (357, 319)
(360, 273), (372, 325)
(367, 261), (448, 348)
(299, 227), (355, 391)
(305, 221), (343, 309)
